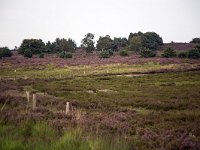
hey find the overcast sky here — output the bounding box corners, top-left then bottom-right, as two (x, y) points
(0, 0), (199, 48)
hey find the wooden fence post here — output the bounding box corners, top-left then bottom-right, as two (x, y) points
(26, 91), (30, 103)
(14, 70), (16, 80)
(32, 93), (36, 109)
(66, 102), (69, 115)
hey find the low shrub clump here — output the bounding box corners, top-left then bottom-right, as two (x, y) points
(187, 49), (200, 59)
(178, 46), (200, 59)
(24, 49), (33, 58)
(39, 53), (44, 58)
(65, 52), (73, 58)
(108, 49), (114, 56)
(0, 47), (12, 59)
(139, 48), (156, 58)
(99, 51), (110, 58)
(162, 47), (177, 58)
(59, 51), (73, 58)
(178, 52), (188, 58)
(119, 50), (129, 57)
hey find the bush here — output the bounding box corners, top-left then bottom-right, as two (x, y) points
(195, 45), (200, 52)
(0, 47), (12, 58)
(24, 49), (33, 58)
(187, 49), (200, 59)
(178, 52), (188, 59)
(59, 51), (65, 58)
(99, 51), (110, 58)
(39, 53), (44, 58)
(18, 39), (45, 54)
(162, 47), (177, 58)
(65, 52), (72, 58)
(108, 49), (114, 56)
(139, 48), (156, 58)
(190, 38), (200, 44)
(59, 51), (72, 58)
(119, 50), (129, 57)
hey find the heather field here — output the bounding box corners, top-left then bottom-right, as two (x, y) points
(0, 54), (200, 149)
(1, 0), (200, 149)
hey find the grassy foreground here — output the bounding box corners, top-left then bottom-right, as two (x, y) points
(0, 63), (200, 149)
(0, 122), (129, 150)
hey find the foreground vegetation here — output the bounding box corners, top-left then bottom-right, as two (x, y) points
(0, 64), (200, 149)
(0, 122), (129, 150)
(0, 62), (199, 80)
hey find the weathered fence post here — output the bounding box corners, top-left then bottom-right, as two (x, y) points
(26, 91), (30, 103)
(14, 70), (16, 80)
(32, 93), (36, 109)
(26, 91), (30, 112)
(59, 74), (62, 79)
(66, 102), (69, 115)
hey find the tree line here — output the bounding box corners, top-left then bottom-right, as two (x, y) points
(0, 32), (200, 59)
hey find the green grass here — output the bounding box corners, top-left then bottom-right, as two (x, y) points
(0, 64), (200, 149)
(32, 71), (200, 111)
(0, 122), (130, 150)
(0, 62), (198, 79)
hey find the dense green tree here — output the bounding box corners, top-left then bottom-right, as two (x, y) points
(81, 33), (95, 53)
(143, 32), (163, 50)
(195, 45), (200, 52)
(23, 49), (33, 58)
(128, 31), (143, 42)
(45, 41), (52, 53)
(128, 31), (163, 50)
(66, 38), (77, 52)
(112, 37), (128, 50)
(51, 38), (76, 53)
(0, 47), (12, 58)
(18, 39), (45, 54)
(190, 38), (200, 44)
(96, 35), (113, 51)
(129, 36), (143, 52)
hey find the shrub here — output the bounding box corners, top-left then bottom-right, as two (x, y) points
(59, 51), (65, 58)
(187, 49), (200, 59)
(119, 50), (129, 57)
(59, 51), (72, 58)
(99, 51), (110, 58)
(162, 47), (177, 58)
(178, 52), (188, 59)
(18, 39), (45, 54)
(108, 49), (114, 56)
(190, 38), (200, 44)
(139, 48), (156, 58)
(0, 47), (12, 58)
(39, 53), (44, 58)
(24, 49), (33, 58)
(195, 45), (200, 52)
(65, 52), (72, 58)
